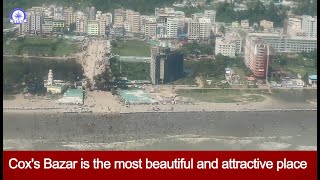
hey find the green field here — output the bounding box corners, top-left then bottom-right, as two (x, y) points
(119, 62), (150, 80)
(5, 37), (79, 56)
(3, 18), (13, 29)
(112, 40), (151, 57)
(176, 89), (268, 103)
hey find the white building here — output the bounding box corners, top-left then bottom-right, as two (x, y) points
(76, 12), (88, 33)
(246, 33), (317, 53)
(126, 10), (140, 33)
(166, 19), (178, 38)
(286, 17), (304, 37)
(301, 15), (317, 37)
(199, 18), (211, 39)
(215, 32), (242, 57)
(204, 10), (216, 23)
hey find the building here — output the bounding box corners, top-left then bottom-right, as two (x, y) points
(87, 20), (99, 36)
(150, 47), (184, 84)
(76, 12), (88, 33)
(204, 10), (216, 23)
(45, 69), (67, 94)
(192, 13), (204, 22)
(260, 20), (274, 30)
(155, 7), (175, 17)
(58, 89), (84, 104)
(301, 15), (317, 37)
(145, 20), (157, 38)
(41, 23), (53, 35)
(286, 17), (304, 36)
(52, 20), (65, 34)
(199, 18), (211, 39)
(232, 21), (240, 28)
(99, 14), (109, 36)
(63, 7), (76, 26)
(246, 33), (317, 53)
(126, 10), (140, 33)
(244, 37), (275, 79)
(28, 10), (44, 34)
(282, 79), (305, 88)
(87, 6), (96, 20)
(187, 21), (200, 40)
(215, 32), (242, 57)
(166, 19), (178, 38)
(241, 20), (249, 29)
(308, 75), (317, 87)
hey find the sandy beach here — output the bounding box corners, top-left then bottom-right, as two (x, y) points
(3, 88), (317, 114)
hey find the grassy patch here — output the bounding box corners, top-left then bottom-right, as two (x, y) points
(119, 62), (150, 80)
(3, 18), (13, 29)
(112, 40), (151, 56)
(5, 37), (79, 56)
(176, 89), (267, 103)
(3, 95), (16, 100)
(170, 75), (197, 85)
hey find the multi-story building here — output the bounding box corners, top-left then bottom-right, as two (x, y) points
(187, 21), (200, 40)
(140, 15), (149, 35)
(105, 13), (113, 25)
(52, 20), (65, 34)
(156, 24), (167, 38)
(123, 21), (131, 32)
(87, 6), (96, 20)
(192, 13), (204, 22)
(150, 47), (184, 84)
(215, 32), (242, 57)
(145, 20), (157, 38)
(241, 20), (249, 28)
(42, 23), (53, 35)
(53, 7), (63, 20)
(301, 15), (317, 37)
(286, 17), (304, 36)
(166, 19), (178, 38)
(155, 7), (175, 17)
(28, 10), (44, 34)
(114, 8), (125, 24)
(260, 20), (274, 30)
(244, 37), (275, 79)
(246, 33), (317, 53)
(199, 18), (211, 39)
(63, 7), (76, 26)
(99, 14), (108, 36)
(126, 10), (140, 33)
(204, 10), (216, 23)
(87, 20), (99, 36)
(76, 12), (88, 34)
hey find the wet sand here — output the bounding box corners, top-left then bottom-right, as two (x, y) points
(3, 111), (317, 150)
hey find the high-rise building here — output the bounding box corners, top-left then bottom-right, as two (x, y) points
(199, 18), (211, 39)
(301, 15), (317, 37)
(187, 21), (200, 40)
(76, 12), (88, 33)
(191, 13), (203, 22)
(99, 14), (109, 36)
(87, 20), (99, 36)
(145, 20), (157, 38)
(28, 10), (44, 34)
(246, 33), (317, 53)
(150, 47), (184, 84)
(215, 32), (242, 57)
(87, 6), (96, 20)
(244, 37), (275, 79)
(126, 10), (140, 33)
(166, 19), (178, 38)
(204, 10), (216, 23)
(63, 7), (76, 26)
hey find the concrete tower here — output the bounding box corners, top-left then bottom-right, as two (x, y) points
(47, 69), (53, 85)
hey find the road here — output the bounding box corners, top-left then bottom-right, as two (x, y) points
(3, 54), (74, 59)
(80, 38), (110, 86)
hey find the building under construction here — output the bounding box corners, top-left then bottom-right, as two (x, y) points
(150, 46), (184, 84)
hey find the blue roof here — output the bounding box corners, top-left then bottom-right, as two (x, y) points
(309, 75), (317, 80)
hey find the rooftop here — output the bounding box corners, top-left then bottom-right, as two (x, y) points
(309, 75), (317, 81)
(63, 89), (84, 98)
